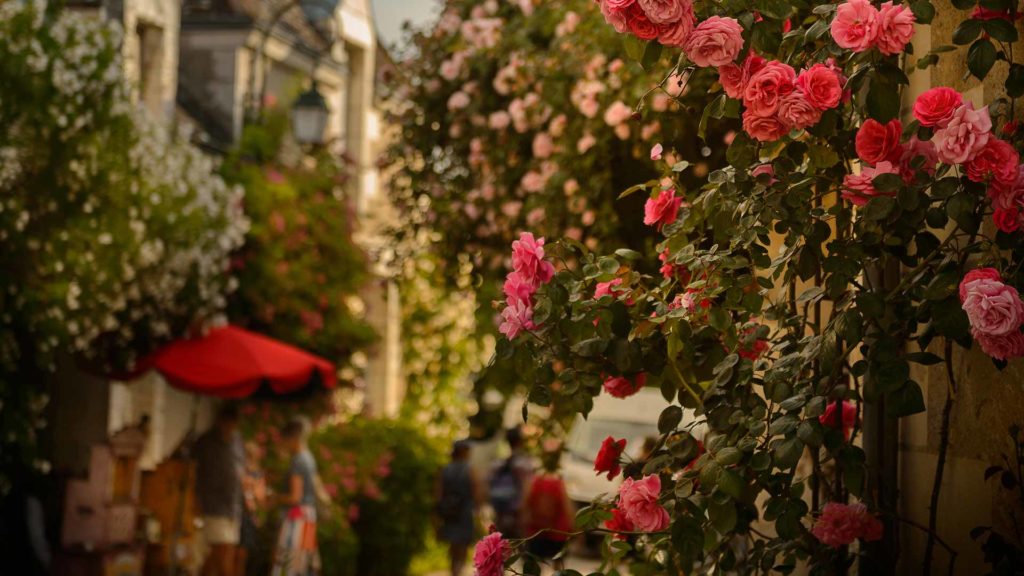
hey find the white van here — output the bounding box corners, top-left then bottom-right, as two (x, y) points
(562, 387), (705, 506)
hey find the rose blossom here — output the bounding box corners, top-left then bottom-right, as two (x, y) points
(777, 91), (822, 130)
(651, 142), (664, 160)
(499, 299), (534, 340)
(604, 100), (633, 126)
(830, 0), (879, 52)
(933, 102), (993, 164)
(532, 132), (554, 159)
(912, 87), (963, 128)
(796, 63), (843, 110)
(875, 1), (915, 55)
(841, 161), (900, 206)
(626, 4), (660, 40)
(742, 110), (789, 142)
(447, 91), (470, 110)
(604, 507), (635, 536)
(898, 136), (938, 181)
(855, 118), (903, 164)
(959, 268), (1003, 301)
(742, 61), (796, 117)
(961, 275), (1024, 336)
(812, 503), (884, 548)
(604, 373), (647, 398)
(994, 206), (1022, 233)
(600, 0), (630, 33)
(657, 10), (695, 47)
(594, 436), (627, 479)
(974, 329), (1024, 361)
(618, 474), (670, 532)
(595, 278), (626, 299)
(577, 133), (597, 153)
(637, 0), (686, 24)
(511, 232), (555, 287)
(503, 271), (534, 306)
(489, 111), (511, 130)
(966, 138), (1019, 187)
(473, 532), (509, 576)
(644, 188), (683, 229)
(819, 400), (859, 440)
(719, 63), (745, 98)
(684, 16), (744, 67)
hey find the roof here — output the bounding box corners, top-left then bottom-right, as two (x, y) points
(181, 0), (334, 53)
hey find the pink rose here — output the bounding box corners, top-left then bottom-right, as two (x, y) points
(489, 111), (511, 130)
(595, 278), (626, 299)
(742, 60), (796, 117)
(637, 0), (687, 24)
(447, 91), (470, 110)
(651, 142), (664, 160)
(855, 118), (903, 165)
(604, 100), (634, 126)
(473, 532), (509, 576)
(777, 90), (822, 130)
(511, 232), (555, 287)
(600, 0), (630, 33)
(933, 102), (993, 164)
(742, 110), (788, 142)
(577, 133), (597, 153)
(618, 475), (670, 532)
(603, 373), (647, 398)
(966, 138), (1019, 187)
(912, 87), (964, 128)
(605, 0), (637, 9)
(974, 329), (1024, 361)
(684, 16), (744, 67)
(657, 11), (695, 47)
(796, 63), (843, 110)
(959, 268), (1003, 302)
(751, 163), (777, 183)
(503, 271), (535, 306)
(898, 136), (938, 182)
(499, 299), (535, 340)
(994, 206), (1022, 233)
(841, 161), (899, 206)
(644, 188), (683, 229)
(874, 2), (915, 55)
(812, 502), (884, 548)
(604, 507), (635, 536)
(532, 132), (554, 159)
(830, 0), (879, 52)
(961, 276), (1024, 336)
(990, 165), (1024, 209)
(719, 63), (745, 98)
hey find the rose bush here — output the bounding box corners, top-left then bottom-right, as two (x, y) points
(399, 0), (1024, 573)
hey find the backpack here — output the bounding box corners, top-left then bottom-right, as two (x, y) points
(489, 459), (522, 533)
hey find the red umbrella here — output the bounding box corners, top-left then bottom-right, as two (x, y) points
(141, 325), (337, 398)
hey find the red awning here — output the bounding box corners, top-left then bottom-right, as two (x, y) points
(140, 325), (337, 398)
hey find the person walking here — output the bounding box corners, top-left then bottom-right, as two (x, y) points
(489, 427), (533, 538)
(435, 440), (481, 576)
(194, 403), (245, 576)
(521, 449), (573, 570)
(272, 417), (326, 576)
(237, 441), (267, 575)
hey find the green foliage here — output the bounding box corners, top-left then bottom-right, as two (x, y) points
(222, 109), (376, 363)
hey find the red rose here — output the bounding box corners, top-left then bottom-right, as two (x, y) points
(603, 373), (647, 398)
(994, 206), (1021, 233)
(626, 4), (659, 40)
(966, 138), (1019, 188)
(855, 118), (903, 164)
(912, 87), (963, 128)
(594, 436), (627, 480)
(603, 507), (634, 538)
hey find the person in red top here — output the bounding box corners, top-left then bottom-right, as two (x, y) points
(521, 447), (574, 568)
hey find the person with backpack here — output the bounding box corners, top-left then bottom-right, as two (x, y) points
(435, 440), (482, 576)
(489, 426), (533, 538)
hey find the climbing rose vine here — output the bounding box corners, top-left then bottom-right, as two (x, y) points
(462, 0), (1024, 572)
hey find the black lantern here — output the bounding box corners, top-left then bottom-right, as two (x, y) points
(292, 82), (329, 145)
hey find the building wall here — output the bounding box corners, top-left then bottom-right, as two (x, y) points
(120, 0), (181, 121)
(898, 8), (1024, 574)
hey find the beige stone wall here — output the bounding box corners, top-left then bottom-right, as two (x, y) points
(899, 5), (1024, 573)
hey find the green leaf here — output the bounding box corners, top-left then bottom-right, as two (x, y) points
(952, 19), (983, 45)
(640, 41), (664, 70)
(798, 420), (824, 447)
(623, 34), (645, 62)
(709, 307), (731, 331)
(867, 75), (900, 121)
(863, 195), (896, 221)
(887, 381), (926, 417)
(967, 38), (998, 80)
(984, 18), (1018, 42)
(907, 351), (943, 365)
(717, 468), (745, 499)
(910, 0), (935, 23)
(951, 0), (976, 8)
(716, 447), (743, 466)
(708, 499), (738, 534)
(727, 134), (757, 167)
(658, 405), (683, 433)
(773, 437), (803, 469)
(618, 181), (650, 200)
(699, 95), (726, 142)
(1007, 64), (1024, 98)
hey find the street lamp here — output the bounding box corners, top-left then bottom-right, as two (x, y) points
(292, 82), (329, 145)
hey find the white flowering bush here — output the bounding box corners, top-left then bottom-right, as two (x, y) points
(0, 1), (247, 488)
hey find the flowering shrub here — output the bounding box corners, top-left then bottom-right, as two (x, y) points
(0, 2), (246, 490)
(387, 0), (730, 313)
(426, 0), (1024, 572)
(221, 110), (375, 365)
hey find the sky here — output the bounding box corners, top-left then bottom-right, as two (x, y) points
(371, 0), (438, 47)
